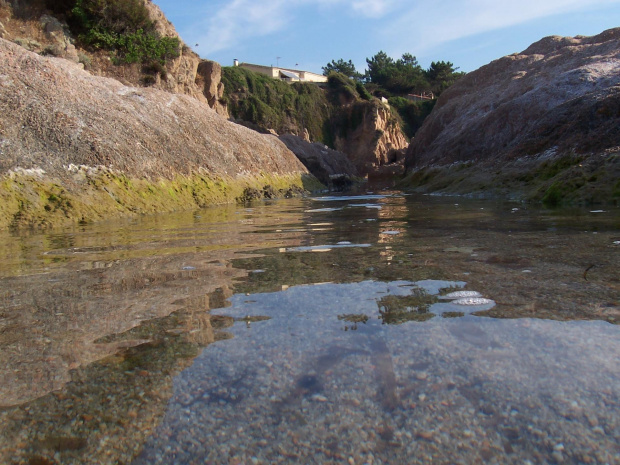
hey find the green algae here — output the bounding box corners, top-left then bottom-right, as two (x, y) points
(0, 169), (323, 230)
(401, 151), (620, 205)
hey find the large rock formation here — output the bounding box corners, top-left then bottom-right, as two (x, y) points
(140, 0), (228, 116)
(0, 0), (228, 116)
(404, 28), (620, 204)
(335, 101), (409, 177)
(0, 39), (316, 228)
(279, 134), (359, 188)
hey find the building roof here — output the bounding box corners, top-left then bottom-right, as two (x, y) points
(280, 70), (300, 79)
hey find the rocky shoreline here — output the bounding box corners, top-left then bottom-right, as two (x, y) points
(403, 28), (620, 205)
(0, 39), (319, 229)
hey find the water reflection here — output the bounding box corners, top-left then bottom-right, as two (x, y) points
(0, 194), (618, 464)
(134, 280), (620, 465)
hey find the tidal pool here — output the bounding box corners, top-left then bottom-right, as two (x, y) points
(0, 193), (618, 464)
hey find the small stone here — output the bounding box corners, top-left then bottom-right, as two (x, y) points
(552, 450), (564, 462)
(502, 426), (520, 440)
(480, 447), (494, 460)
(442, 291), (482, 299)
(348, 457), (355, 465)
(416, 372), (428, 380)
(311, 394), (328, 402)
(415, 431), (434, 441)
(452, 297), (494, 306)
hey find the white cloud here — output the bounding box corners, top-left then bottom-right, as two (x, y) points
(386, 0), (620, 54)
(194, 0), (291, 55)
(193, 0), (403, 56)
(189, 0), (620, 60)
(351, 0), (401, 17)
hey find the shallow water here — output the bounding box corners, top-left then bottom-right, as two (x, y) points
(0, 193), (619, 464)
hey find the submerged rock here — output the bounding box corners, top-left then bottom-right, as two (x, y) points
(441, 291), (483, 300)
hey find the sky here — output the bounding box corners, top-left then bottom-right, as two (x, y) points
(153, 0), (620, 75)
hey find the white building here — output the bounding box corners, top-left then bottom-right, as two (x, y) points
(233, 60), (328, 84)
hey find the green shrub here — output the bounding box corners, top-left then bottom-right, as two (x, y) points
(143, 60), (167, 80)
(140, 74), (156, 86)
(356, 82), (372, 100)
(327, 72), (358, 102)
(114, 30), (179, 64)
(45, 0), (179, 65)
(388, 97), (435, 138)
(80, 27), (179, 64)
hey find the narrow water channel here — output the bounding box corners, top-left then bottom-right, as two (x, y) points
(1, 192), (619, 464)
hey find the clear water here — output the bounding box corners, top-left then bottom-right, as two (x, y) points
(0, 193), (619, 464)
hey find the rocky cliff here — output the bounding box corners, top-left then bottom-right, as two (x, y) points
(223, 68), (409, 177)
(279, 134), (359, 188)
(334, 100), (409, 176)
(0, 39), (317, 229)
(404, 28), (620, 204)
(0, 0), (228, 116)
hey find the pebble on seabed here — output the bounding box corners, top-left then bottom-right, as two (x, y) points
(451, 297), (494, 306)
(441, 291), (482, 299)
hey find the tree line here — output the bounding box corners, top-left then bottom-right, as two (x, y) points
(322, 52), (464, 97)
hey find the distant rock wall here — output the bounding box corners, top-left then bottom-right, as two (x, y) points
(335, 101), (409, 176)
(142, 0), (228, 116)
(403, 28), (620, 203)
(279, 134), (359, 187)
(406, 29), (620, 168)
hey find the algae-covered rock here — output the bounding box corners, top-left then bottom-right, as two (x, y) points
(0, 39), (317, 228)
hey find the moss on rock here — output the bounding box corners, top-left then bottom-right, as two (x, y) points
(0, 168), (322, 230)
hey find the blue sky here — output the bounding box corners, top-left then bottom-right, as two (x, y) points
(154, 0), (620, 75)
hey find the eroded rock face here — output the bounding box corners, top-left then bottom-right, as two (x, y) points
(335, 102), (409, 176)
(0, 0), (228, 116)
(0, 38), (307, 181)
(405, 28), (620, 171)
(197, 59), (227, 116)
(141, 0), (228, 116)
(280, 134), (359, 187)
(39, 14), (78, 62)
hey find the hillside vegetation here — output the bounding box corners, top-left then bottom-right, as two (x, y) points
(223, 53), (464, 144)
(222, 67), (401, 148)
(222, 66), (332, 144)
(43, 0), (180, 65)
